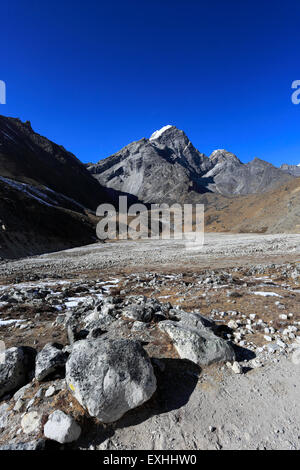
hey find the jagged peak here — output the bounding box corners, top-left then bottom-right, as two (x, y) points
(149, 125), (175, 140)
(209, 149), (241, 163)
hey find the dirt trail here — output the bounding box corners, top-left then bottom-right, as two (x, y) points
(90, 356), (300, 450)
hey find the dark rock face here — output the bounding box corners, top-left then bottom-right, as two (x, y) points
(0, 115), (117, 259)
(88, 126), (292, 203)
(0, 115), (108, 210)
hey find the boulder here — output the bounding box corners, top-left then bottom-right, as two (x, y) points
(0, 347), (35, 398)
(123, 304), (152, 322)
(35, 343), (68, 381)
(66, 338), (157, 423)
(44, 410), (81, 444)
(158, 320), (235, 366)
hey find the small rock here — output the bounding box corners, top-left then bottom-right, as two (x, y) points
(44, 410), (81, 444)
(35, 343), (68, 381)
(45, 385), (56, 398)
(14, 398), (25, 412)
(21, 411), (42, 434)
(231, 361), (243, 374)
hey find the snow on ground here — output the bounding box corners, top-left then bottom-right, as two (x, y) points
(253, 291), (283, 298)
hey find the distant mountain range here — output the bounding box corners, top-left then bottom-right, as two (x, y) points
(87, 125), (293, 203)
(0, 117), (299, 258)
(280, 163), (300, 177)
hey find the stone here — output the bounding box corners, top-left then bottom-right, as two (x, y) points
(279, 314), (287, 320)
(123, 304), (152, 322)
(45, 385), (56, 397)
(14, 398), (25, 412)
(21, 411), (42, 434)
(228, 320), (239, 330)
(0, 347), (35, 398)
(35, 343), (68, 381)
(231, 361), (243, 374)
(0, 402), (10, 429)
(66, 338), (157, 423)
(44, 410), (81, 444)
(132, 321), (148, 332)
(158, 321), (235, 366)
(13, 383), (32, 401)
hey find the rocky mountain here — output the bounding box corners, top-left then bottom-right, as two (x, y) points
(280, 163), (300, 177)
(0, 115), (109, 210)
(88, 125), (292, 203)
(0, 115), (116, 259)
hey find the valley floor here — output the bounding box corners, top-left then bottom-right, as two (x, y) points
(0, 233), (300, 450)
(1, 232), (300, 280)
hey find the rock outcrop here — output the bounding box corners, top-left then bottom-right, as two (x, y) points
(66, 338), (157, 423)
(88, 125), (292, 203)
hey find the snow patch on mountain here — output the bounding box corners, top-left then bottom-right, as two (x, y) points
(150, 125), (173, 141)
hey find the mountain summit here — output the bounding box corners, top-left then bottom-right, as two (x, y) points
(88, 126), (292, 203)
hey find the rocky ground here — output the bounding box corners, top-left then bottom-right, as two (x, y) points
(0, 234), (300, 450)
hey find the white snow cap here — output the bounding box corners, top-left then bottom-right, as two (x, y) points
(297, 163), (300, 167)
(150, 125), (173, 140)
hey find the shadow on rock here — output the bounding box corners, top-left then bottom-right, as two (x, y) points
(74, 358), (200, 449)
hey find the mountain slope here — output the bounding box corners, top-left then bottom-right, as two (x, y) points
(0, 115), (108, 211)
(0, 176), (99, 259)
(0, 115), (117, 259)
(88, 125), (292, 203)
(203, 177), (300, 233)
(280, 163), (300, 177)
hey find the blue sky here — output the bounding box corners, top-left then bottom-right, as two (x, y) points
(1, 0), (300, 165)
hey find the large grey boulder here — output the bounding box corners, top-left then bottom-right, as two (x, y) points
(168, 309), (214, 330)
(123, 304), (152, 322)
(35, 343), (68, 381)
(158, 320), (235, 366)
(44, 410), (81, 444)
(66, 338), (157, 423)
(0, 347), (35, 398)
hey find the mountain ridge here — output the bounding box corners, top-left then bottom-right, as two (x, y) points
(88, 125), (293, 202)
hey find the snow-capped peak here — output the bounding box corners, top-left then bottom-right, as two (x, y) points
(150, 125), (173, 140)
(297, 163), (300, 167)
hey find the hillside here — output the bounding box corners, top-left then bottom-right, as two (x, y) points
(88, 125), (292, 203)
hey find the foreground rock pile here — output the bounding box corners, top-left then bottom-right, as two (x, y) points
(0, 262), (299, 449)
(0, 289), (235, 449)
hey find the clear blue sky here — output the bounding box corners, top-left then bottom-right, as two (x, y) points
(1, 0), (300, 165)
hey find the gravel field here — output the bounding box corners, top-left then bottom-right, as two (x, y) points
(1, 233), (300, 279)
(0, 233), (300, 450)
